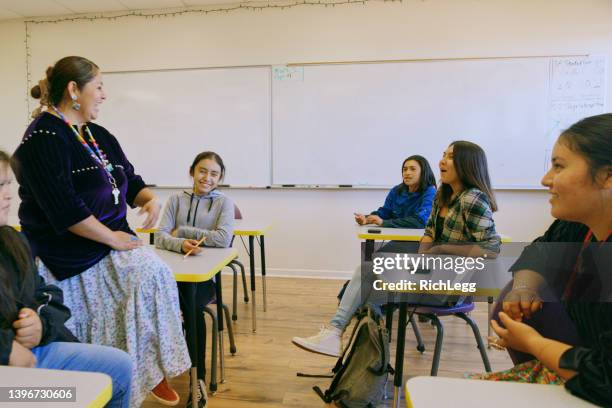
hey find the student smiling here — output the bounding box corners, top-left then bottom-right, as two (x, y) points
(155, 151), (234, 254)
(474, 113), (612, 407)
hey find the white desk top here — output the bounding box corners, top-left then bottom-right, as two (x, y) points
(0, 366), (111, 408)
(153, 247), (238, 283)
(405, 376), (596, 408)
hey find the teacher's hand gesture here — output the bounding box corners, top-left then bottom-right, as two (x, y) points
(139, 199), (161, 229)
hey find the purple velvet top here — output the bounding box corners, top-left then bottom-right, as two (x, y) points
(12, 112), (146, 281)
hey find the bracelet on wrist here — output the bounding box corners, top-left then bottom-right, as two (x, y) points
(513, 282), (532, 290)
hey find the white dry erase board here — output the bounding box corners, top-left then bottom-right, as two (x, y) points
(101, 66), (271, 187)
(65, 56), (605, 188)
(272, 56), (606, 188)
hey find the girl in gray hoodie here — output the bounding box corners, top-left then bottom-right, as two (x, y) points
(155, 151), (235, 254)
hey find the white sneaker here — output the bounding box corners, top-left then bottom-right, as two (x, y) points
(292, 326), (342, 357)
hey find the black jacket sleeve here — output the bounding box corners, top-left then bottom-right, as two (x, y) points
(508, 220), (588, 296)
(559, 304), (612, 407)
(33, 275), (78, 345)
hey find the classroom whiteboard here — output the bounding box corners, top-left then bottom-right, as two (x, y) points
(101, 67), (271, 187)
(272, 56), (606, 188)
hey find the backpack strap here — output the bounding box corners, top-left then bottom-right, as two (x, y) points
(332, 310), (365, 373)
(297, 372), (334, 378)
(312, 386), (332, 403)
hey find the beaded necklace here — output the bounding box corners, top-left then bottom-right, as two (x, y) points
(51, 107), (120, 205)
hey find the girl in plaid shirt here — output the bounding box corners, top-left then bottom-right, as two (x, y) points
(420, 140), (501, 257)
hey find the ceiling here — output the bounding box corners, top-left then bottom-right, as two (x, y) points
(0, 0), (253, 21)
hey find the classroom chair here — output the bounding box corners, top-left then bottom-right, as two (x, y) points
(411, 302), (491, 376)
(385, 301), (491, 376)
(184, 271), (238, 395)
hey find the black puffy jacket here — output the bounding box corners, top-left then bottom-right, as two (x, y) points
(0, 227), (77, 365)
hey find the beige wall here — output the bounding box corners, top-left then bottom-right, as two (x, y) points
(1, 0), (611, 277)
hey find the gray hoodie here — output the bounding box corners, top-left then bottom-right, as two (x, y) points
(155, 190), (235, 253)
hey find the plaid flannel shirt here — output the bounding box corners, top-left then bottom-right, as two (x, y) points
(424, 188), (501, 253)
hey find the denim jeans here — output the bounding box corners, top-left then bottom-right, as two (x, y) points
(329, 264), (382, 330)
(329, 241), (419, 330)
(33, 342), (132, 408)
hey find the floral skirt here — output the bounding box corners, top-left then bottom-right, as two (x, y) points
(38, 246), (191, 407)
(467, 359), (565, 384)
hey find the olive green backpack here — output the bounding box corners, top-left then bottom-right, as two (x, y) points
(312, 307), (393, 408)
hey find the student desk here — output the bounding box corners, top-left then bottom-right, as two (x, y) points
(357, 225), (512, 336)
(356, 225), (513, 408)
(233, 220), (272, 332)
(357, 226), (423, 260)
(140, 220), (272, 333)
(356, 226), (512, 255)
(405, 376), (596, 407)
(383, 260), (509, 408)
(0, 366), (111, 407)
(153, 247), (238, 405)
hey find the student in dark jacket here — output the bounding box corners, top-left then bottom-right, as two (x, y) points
(475, 114), (612, 407)
(354, 155), (436, 228)
(0, 150), (132, 408)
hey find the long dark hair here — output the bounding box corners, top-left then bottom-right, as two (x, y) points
(0, 151), (35, 324)
(189, 151), (226, 181)
(399, 155), (436, 193)
(559, 113), (612, 183)
(438, 141), (498, 211)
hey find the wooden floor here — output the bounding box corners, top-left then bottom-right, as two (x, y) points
(141, 276), (512, 407)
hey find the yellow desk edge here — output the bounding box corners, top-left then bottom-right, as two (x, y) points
(173, 249), (238, 283)
(405, 386), (414, 408)
(137, 226), (271, 236)
(87, 379), (112, 408)
(233, 225), (272, 236)
(358, 232), (512, 243)
(357, 232), (422, 241)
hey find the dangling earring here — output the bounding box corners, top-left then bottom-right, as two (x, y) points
(71, 94), (81, 111)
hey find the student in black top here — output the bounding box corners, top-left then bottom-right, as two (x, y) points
(478, 114), (611, 406)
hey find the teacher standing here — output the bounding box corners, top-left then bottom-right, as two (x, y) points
(12, 56), (190, 407)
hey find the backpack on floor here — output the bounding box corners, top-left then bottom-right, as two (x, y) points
(313, 306), (393, 408)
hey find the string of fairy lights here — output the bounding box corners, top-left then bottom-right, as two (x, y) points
(23, 0), (402, 121)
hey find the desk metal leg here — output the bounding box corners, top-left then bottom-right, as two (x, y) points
(260, 235), (267, 312)
(249, 236), (257, 333)
(365, 239), (375, 262)
(393, 302), (408, 408)
(487, 297), (493, 348)
(215, 271), (226, 383)
(183, 284), (200, 406)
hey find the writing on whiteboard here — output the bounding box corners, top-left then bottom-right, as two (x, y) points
(547, 56), (606, 155)
(273, 66), (304, 81)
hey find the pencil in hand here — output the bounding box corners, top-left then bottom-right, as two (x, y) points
(183, 236), (206, 259)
